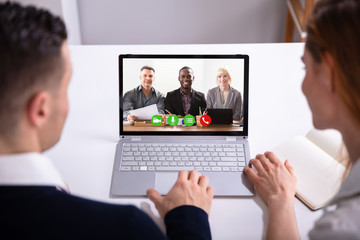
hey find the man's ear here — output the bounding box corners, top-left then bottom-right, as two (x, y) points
(323, 51), (335, 92)
(27, 91), (51, 128)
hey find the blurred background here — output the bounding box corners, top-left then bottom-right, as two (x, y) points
(1, 0), (307, 45)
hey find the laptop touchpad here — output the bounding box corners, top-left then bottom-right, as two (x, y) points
(155, 172), (178, 195)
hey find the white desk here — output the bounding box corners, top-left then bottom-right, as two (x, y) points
(45, 43), (322, 239)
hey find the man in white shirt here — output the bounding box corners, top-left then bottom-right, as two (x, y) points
(0, 2), (214, 239)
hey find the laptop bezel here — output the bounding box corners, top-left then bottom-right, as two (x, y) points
(119, 54), (249, 137)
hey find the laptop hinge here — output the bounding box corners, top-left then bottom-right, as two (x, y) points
(130, 137), (142, 141)
(225, 137), (237, 141)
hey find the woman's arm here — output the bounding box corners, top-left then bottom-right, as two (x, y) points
(244, 152), (300, 240)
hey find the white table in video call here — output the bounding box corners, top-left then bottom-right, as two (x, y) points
(45, 43), (322, 239)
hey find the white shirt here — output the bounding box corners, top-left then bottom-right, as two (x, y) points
(309, 159), (360, 239)
(0, 152), (68, 192)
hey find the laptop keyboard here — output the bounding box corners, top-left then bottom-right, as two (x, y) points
(120, 143), (246, 172)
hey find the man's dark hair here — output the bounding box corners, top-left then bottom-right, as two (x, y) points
(179, 66), (193, 75)
(0, 2), (67, 137)
(140, 65), (155, 73)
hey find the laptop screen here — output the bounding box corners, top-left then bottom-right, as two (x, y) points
(119, 54), (249, 137)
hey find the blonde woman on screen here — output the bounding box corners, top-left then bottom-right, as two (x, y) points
(244, 0), (360, 239)
(206, 67), (243, 120)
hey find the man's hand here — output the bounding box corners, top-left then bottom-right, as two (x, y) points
(147, 170), (214, 219)
(127, 115), (137, 122)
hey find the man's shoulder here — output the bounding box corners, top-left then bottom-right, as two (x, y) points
(124, 86), (141, 96)
(193, 89), (205, 98)
(166, 88), (180, 97)
(0, 186), (165, 238)
(0, 186), (138, 215)
(152, 87), (165, 98)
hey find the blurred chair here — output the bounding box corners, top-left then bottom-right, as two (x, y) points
(284, 0), (316, 42)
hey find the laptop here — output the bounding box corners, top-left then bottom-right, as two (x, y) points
(111, 54), (253, 197)
(207, 109), (233, 124)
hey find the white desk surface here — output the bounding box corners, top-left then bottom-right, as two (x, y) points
(45, 43), (322, 239)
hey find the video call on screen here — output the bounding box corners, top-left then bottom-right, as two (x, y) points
(120, 55), (247, 133)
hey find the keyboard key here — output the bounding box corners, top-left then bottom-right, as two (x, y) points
(156, 166), (194, 171)
(140, 166), (147, 171)
(217, 162), (237, 167)
(238, 161), (246, 167)
(122, 161), (138, 166)
(226, 152), (237, 157)
(204, 167), (211, 171)
(120, 167), (131, 171)
(211, 167), (222, 171)
(220, 157), (237, 162)
(223, 148), (236, 152)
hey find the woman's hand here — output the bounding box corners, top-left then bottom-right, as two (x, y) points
(244, 152), (300, 240)
(244, 151), (297, 207)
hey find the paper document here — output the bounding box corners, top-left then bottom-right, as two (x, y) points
(129, 104), (159, 120)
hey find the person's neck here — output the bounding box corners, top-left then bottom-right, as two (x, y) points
(336, 112), (360, 164)
(0, 127), (41, 155)
(220, 85), (229, 92)
(142, 86), (152, 98)
(340, 124), (360, 164)
(180, 88), (191, 95)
